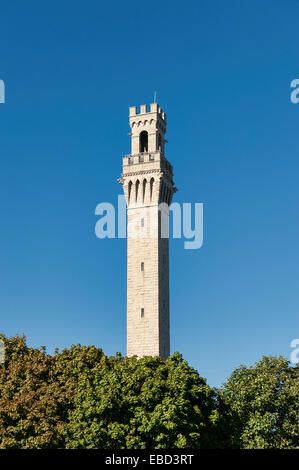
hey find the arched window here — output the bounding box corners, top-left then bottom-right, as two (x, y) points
(142, 179), (147, 203)
(158, 134), (162, 151)
(150, 177), (154, 202)
(139, 131), (148, 153)
(135, 180), (140, 203)
(128, 181), (133, 204)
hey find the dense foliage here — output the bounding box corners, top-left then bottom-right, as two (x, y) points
(219, 356), (299, 448)
(0, 334), (298, 449)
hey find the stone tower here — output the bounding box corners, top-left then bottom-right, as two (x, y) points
(119, 102), (176, 360)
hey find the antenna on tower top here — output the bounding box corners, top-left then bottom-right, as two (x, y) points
(153, 90), (157, 103)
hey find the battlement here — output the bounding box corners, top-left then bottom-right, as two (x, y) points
(129, 103), (166, 121)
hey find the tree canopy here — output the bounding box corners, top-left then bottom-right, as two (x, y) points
(219, 356), (299, 449)
(0, 334), (298, 449)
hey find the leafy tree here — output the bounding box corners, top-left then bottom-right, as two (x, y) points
(0, 335), (105, 448)
(219, 356), (299, 449)
(0, 334), (63, 448)
(0, 335), (298, 449)
(64, 353), (218, 449)
(0, 336), (217, 449)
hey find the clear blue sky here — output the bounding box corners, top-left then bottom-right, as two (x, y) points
(0, 0), (298, 387)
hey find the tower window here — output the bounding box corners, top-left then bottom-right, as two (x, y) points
(158, 134), (162, 151)
(128, 156), (133, 165)
(128, 181), (133, 204)
(150, 178), (154, 202)
(149, 154), (154, 161)
(135, 180), (140, 202)
(139, 131), (148, 153)
(139, 155), (144, 163)
(141, 308), (144, 318)
(141, 218), (144, 227)
(141, 262), (144, 271)
(142, 180), (146, 203)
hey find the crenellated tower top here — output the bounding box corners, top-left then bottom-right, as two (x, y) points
(128, 103), (167, 155)
(119, 102), (177, 209)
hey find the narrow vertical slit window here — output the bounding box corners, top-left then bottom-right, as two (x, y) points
(141, 218), (144, 227)
(142, 179), (146, 203)
(141, 262), (144, 271)
(135, 180), (140, 203)
(150, 178), (154, 202)
(141, 308), (144, 318)
(128, 181), (133, 204)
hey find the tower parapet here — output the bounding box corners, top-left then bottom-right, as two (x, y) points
(128, 103), (167, 156)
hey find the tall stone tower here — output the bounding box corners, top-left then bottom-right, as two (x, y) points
(119, 102), (176, 360)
